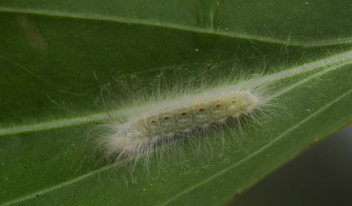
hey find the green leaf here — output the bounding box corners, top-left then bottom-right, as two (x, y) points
(1, 1), (351, 205)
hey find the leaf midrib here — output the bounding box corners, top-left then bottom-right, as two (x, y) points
(2, 49), (352, 137)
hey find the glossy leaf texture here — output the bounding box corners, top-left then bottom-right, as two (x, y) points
(1, 1), (352, 206)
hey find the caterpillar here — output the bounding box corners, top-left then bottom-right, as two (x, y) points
(95, 70), (272, 169)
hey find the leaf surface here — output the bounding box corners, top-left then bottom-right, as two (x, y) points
(1, 1), (351, 205)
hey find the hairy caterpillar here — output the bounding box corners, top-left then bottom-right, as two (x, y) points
(103, 90), (261, 158)
(94, 69), (273, 170)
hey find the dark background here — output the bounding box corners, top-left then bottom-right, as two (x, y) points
(234, 124), (352, 206)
